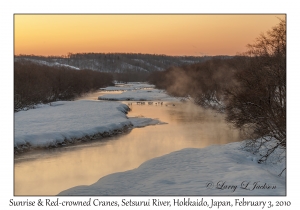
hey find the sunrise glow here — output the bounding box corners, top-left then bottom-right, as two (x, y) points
(14, 14), (285, 56)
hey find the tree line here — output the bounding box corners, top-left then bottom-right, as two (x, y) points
(14, 60), (113, 112)
(148, 19), (286, 170)
(15, 53), (230, 75)
(148, 56), (243, 110)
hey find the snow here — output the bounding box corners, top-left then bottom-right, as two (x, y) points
(100, 82), (155, 91)
(99, 89), (179, 101)
(132, 59), (163, 70)
(14, 100), (164, 150)
(59, 141), (285, 196)
(132, 58), (146, 63)
(129, 117), (167, 128)
(15, 58), (80, 70)
(54, 62), (80, 70)
(181, 59), (197, 63)
(99, 82), (179, 101)
(14, 83), (177, 150)
(121, 63), (149, 72)
(14, 82), (285, 196)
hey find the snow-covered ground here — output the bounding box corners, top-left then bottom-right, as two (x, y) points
(100, 82), (155, 91)
(14, 100), (164, 151)
(14, 83), (177, 151)
(99, 83), (180, 101)
(59, 141), (285, 196)
(99, 89), (179, 101)
(14, 82), (285, 196)
(120, 63), (149, 72)
(15, 58), (80, 70)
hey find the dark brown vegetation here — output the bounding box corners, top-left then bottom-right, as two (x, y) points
(225, 19), (286, 164)
(15, 53), (216, 74)
(148, 19), (286, 167)
(148, 56), (243, 111)
(113, 70), (150, 82)
(14, 60), (113, 112)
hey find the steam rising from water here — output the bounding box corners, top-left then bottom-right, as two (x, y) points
(15, 101), (241, 195)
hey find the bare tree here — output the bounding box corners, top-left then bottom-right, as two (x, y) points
(14, 60), (114, 112)
(225, 19), (286, 168)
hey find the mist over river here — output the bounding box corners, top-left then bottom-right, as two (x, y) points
(14, 88), (241, 195)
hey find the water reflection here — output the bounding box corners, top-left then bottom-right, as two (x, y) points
(14, 101), (240, 195)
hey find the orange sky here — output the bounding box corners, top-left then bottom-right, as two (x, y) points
(14, 14), (285, 56)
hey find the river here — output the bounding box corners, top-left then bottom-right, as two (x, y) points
(14, 91), (241, 195)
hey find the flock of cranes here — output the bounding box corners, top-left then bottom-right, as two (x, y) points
(128, 101), (176, 106)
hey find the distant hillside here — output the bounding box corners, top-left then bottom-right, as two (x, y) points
(14, 53), (232, 73)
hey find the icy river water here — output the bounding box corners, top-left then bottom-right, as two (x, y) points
(14, 91), (241, 195)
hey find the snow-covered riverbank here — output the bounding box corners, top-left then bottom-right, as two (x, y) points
(59, 140), (285, 196)
(14, 82), (286, 196)
(14, 100), (164, 153)
(99, 89), (179, 101)
(100, 82), (155, 91)
(99, 83), (180, 101)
